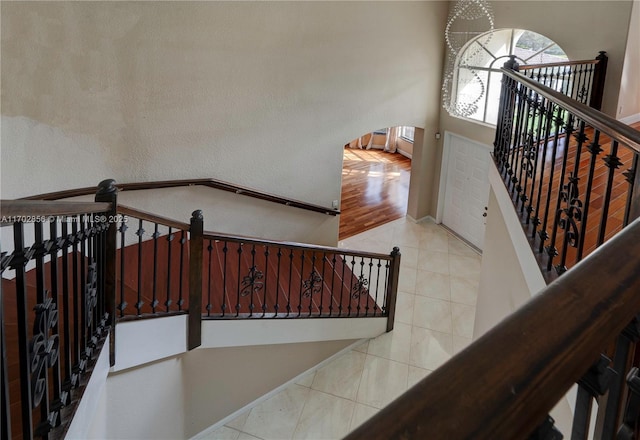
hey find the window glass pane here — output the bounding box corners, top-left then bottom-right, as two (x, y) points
(453, 28), (568, 125)
(456, 68), (489, 121)
(401, 126), (414, 141)
(485, 71), (504, 125)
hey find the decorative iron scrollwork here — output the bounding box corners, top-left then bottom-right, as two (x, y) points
(352, 275), (370, 299)
(556, 172), (583, 248)
(240, 266), (264, 297)
(302, 270), (323, 298)
(85, 260), (98, 327)
(522, 131), (537, 178)
(30, 292), (60, 409)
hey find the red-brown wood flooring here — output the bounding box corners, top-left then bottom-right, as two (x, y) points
(506, 121), (640, 274)
(339, 148), (411, 239)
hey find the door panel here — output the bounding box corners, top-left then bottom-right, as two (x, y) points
(442, 134), (492, 250)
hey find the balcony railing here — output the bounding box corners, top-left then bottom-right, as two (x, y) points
(493, 57), (640, 281)
(347, 55), (640, 440)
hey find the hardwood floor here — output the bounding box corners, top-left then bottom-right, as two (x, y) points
(506, 121), (640, 277)
(339, 148), (411, 239)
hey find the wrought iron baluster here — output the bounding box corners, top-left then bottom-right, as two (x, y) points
(33, 221), (56, 435)
(12, 222), (34, 439)
(531, 101), (555, 239)
(546, 114), (576, 274)
(594, 319), (639, 439)
(597, 140), (622, 247)
(178, 230), (186, 311)
(348, 256), (356, 317)
(308, 253), (317, 317)
(339, 254), (347, 317)
(622, 153), (638, 227)
(382, 259), (391, 316)
(319, 252), (327, 316)
(509, 85), (529, 195)
(576, 131), (602, 262)
(518, 91), (538, 213)
(48, 220), (69, 418)
(367, 259), (375, 316)
(222, 241), (228, 317)
(329, 254), (337, 317)
(1, 275), (10, 440)
(571, 354), (615, 440)
(617, 367), (640, 440)
(80, 218), (88, 358)
(525, 94), (546, 224)
(286, 249), (294, 317)
(374, 259), (382, 317)
(274, 248), (282, 317)
(71, 221), (81, 371)
(118, 220), (128, 316)
(297, 251), (305, 317)
(538, 107), (565, 257)
(262, 246), (270, 317)
(249, 245), (257, 316)
(151, 223), (160, 313)
(165, 227), (173, 312)
(206, 240), (213, 317)
(555, 120), (588, 274)
(515, 89), (533, 205)
(135, 219), (144, 314)
(236, 243), (243, 316)
(60, 222), (73, 388)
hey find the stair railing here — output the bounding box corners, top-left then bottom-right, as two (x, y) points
(493, 56), (640, 281)
(200, 231), (400, 326)
(519, 51), (608, 111)
(2, 178), (401, 439)
(346, 217), (640, 440)
(1, 198), (113, 439)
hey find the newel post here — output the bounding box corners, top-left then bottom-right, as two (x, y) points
(385, 247), (401, 332)
(589, 51), (608, 111)
(188, 210), (204, 350)
(95, 179), (118, 366)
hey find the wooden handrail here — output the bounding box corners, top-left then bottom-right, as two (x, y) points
(20, 178), (340, 216)
(501, 67), (640, 152)
(346, 218), (640, 439)
(518, 57), (600, 71)
(203, 230), (393, 261)
(117, 204), (191, 230)
(0, 200), (111, 223)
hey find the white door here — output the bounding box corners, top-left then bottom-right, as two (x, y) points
(440, 133), (492, 250)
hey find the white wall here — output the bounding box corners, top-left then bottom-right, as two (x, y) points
(85, 338), (353, 439)
(1, 1), (448, 210)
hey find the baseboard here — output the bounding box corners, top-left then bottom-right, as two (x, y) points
(619, 113), (640, 125)
(406, 214), (436, 224)
(397, 149), (412, 160)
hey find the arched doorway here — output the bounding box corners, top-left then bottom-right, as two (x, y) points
(339, 126), (415, 239)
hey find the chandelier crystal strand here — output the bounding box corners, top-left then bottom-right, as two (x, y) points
(442, 0), (495, 118)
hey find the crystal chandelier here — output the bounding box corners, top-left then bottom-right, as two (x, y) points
(442, 0), (495, 118)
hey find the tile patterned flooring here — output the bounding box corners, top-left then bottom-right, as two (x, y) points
(197, 217), (481, 440)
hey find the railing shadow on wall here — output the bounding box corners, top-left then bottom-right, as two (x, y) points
(1, 178), (400, 439)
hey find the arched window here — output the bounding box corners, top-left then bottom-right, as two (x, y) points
(454, 29), (568, 125)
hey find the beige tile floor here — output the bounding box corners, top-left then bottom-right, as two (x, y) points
(196, 217), (481, 440)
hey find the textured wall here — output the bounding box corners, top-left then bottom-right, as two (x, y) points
(1, 2), (448, 207)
